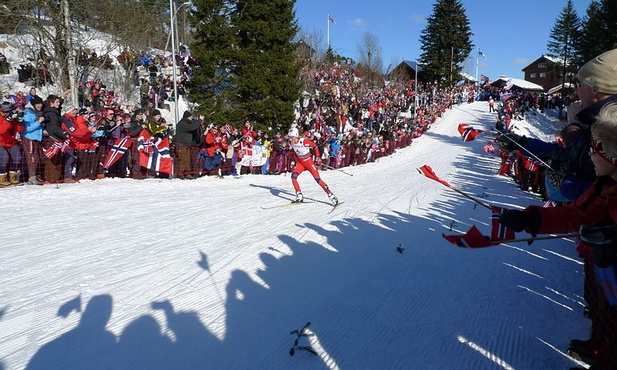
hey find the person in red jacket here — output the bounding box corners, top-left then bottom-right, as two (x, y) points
(500, 102), (617, 370)
(201, 125), (228, 175)
(0, 102), (24, 187)
(288, 127), (337, 205)
(70, 110), (97, 179)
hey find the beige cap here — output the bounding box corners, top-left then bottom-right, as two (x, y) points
(577, 48), (617, 94)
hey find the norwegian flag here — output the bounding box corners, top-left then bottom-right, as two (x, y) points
(457, 123), (485, 142)
(442, 225), (492, 248)
(103, 137), (132, 169)
(490, 206), (516, 242)
(139, 137), (174, 174)
(44, 139), (70, 159)
(137, 129), (153, 153)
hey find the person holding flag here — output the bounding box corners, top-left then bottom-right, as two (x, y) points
(287, 127), (338, 205)
(500, 102), (617, 370)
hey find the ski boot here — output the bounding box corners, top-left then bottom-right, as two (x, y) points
(293, 192), (304, 203)
(328, 193), (338, 206)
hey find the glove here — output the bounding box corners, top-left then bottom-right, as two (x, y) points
(316, 158), (322, 166)
(496, 133), (526, 151)
(499, 207), (541, 233)
(580, 225), (617, 268)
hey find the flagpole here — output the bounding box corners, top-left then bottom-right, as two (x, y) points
(475, 47), (479, 86)
(327, 14), (330, 48)
(496, 233), (581, 244)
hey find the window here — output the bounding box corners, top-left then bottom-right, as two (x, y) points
(539, 72), (546, 78)
(538, 62), (547, 68)
(530, 73), (537, 78)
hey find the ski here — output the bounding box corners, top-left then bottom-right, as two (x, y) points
(327, 201), (344, 214)
(260, 201), (314, 210)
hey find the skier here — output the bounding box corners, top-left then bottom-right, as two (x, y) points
(287, 127), (338, 205)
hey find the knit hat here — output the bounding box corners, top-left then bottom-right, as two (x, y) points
(30, 95), (43, 106)
(63, 105), (77, 114)
(152, 109), (161, 116)
(183, 111), (193, 119)
(577, 48), (617, 94)
(591, 103), (617, 166)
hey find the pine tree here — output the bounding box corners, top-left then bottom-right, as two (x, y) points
(189, 0), (237, 125)
(232, 0), (301, 129)
(579, 0), (617, 63)
(546, 0), (582, 86)
(419, 0), (472, 86)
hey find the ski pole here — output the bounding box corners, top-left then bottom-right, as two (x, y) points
(418, 165), (492, 210)
(496, 131), (555, 171)
(323, 164), (353, 176)
(497, 233), (581, 244)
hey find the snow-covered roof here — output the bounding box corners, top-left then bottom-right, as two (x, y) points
(547, 82), (575, 95)
(492, 76), (544, 92)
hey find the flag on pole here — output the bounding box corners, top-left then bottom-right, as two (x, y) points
(44, 139), (70, 159)
(490, 206), (516, 242)
(457, 123), (486, 142)
(139, 137), (174, 174)
(442, 225), (493, 248)
(328, 14), (337, 24)
(103, 137), (132, 169)
(480, 74), (489, 83)
(478, 49), (487, 59)
(417, 165), (451, 187)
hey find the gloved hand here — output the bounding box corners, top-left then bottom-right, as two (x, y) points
(496, 133), (526, 151)
(316, 158), (323, 166)
(499, 207), (541, 233)
(580, 225), (617, 268)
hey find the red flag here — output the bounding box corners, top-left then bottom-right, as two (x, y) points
(44, 139), (70, 159)
(457, 123), (485, 142)
(442, 225), (493, 248)
(139, 137), (174, 174)
(103, 137), (132, 168)
(490, 206), (516, 242)
(417, 165), (451, 187)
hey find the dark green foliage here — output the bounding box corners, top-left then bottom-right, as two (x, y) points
(546, 0), (582, 82)
(579, 0), (617, 63)
(419, 0), (472, 86)
(190, 0), (301, 130)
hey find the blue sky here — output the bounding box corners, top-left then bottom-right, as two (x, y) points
(294, 0), (592, 81)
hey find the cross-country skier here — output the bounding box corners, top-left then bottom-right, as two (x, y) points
(288, 127), (338, 205)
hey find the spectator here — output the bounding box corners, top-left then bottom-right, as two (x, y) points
(0, 102), (24, 187)
(21, 95), (45, 185)
(500, 102), (617, 370)
(174, 111), (202, 179)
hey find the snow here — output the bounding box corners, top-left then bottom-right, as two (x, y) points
(0, 101), (593, 369)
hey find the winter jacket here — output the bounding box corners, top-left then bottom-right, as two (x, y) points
(65, 115), (96, 151)
(530, 176), (617, 234)
(43, 105), (67, 140)
(0, 115), (23, 147)
(174, 117), (202, 147)
(22, 106), (44, 141)
(204, 129), (228, 157)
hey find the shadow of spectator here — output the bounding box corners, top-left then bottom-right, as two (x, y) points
(25, 295), (116, 370)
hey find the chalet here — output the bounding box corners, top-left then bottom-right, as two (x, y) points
(522, 55), (565, 92)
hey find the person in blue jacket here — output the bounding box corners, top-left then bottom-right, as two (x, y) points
(21, 95), (45, 185)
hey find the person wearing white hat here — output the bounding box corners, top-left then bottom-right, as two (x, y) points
(287, 127), (338, 205)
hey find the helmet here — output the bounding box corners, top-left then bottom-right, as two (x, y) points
(1, 101), (14, 113)
(288, 127), (299, 138)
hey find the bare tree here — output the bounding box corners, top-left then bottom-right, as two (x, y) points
(356, 32), (383, 88)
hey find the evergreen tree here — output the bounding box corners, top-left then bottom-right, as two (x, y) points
(189, 0), (237, 125)
(546, 0), (582, 85)
(419, 0), (472, 86)
(232, 0), (301, 130)
(579, 0), (617, 63)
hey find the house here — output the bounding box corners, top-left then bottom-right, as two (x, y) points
(489, 76), (544, 92)
(521, 55), (566, 92)
(386, 60), (423, 83)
